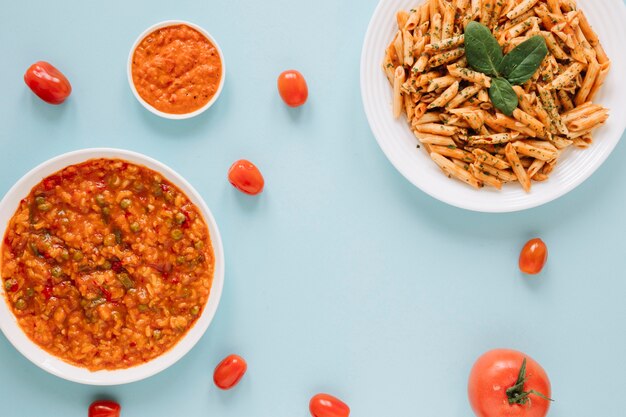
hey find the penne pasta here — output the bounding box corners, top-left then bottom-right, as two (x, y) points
(413, 132), (457, 146)
(588, 62), (611, 101)
(506, 0), (540, 21)
(567, 109), (609, 132)
(393, 67), (406, 118)
(427, 81), (460, 109)
(447, 65), (491, 88)
(491, 0), (505, 21)
(425, 35), (465, 53)
(442, 1), (456, 40)
(413, 35), (428, 56)
(403, 30), (415, 67)
(479, 0), (495, 27)
(470, 164), (502, 189)
(461, 0), (479, 28)
(548, 62), (585, 90)
(503, 16), (541, 40)
(472, 149), (511, 170)
(414, 122), (458, 136)
(458, 110), (487, 132)
(575, 59), (600, 106)
(505, 143), (531, 192)
(512, 109), (546, 138)
(383, 0), (610, 192)
(430, 152), (482, 188)
(393, 31), (404, 67)
(417, 70), (444, 87)
(469, 133), (518, 145)
(572, 134), (593, 149)
(419, 4), (430, 26)
(404, 93), (416, 120)
(397, 10), (410, 30)
(537, 86), (569, 135)
(405, 9), (421, 31)
(527, 159), (546, 178)
(431, 12), (443, 44)
(549, 135), (574, 149)
(476, 162), (518, 182)
(414, 102), (429, 121)
(429, 0), (439, 20)
(512, 141), (558, 161)
(455, 0), (471, 21)
(430, 144), (475, 163)
(428, 48), (466, 68)
(412, 55), (430, 74)
(413, 112), (443, 125)
(447, 84), (482, 109)
(452, 158), (471, 171)
(493, 114), (537, 137)
(562, 102), (602, 124)
(427, 75), (459, 92)
(540, 31), (569, 60)
(557, 90), (575, 113)
(524, 140), (557, 152)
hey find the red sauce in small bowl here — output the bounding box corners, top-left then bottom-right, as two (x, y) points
(131, 24), (223, 115)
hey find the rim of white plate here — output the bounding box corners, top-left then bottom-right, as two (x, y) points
(361, 0), (626, 213)
(0, 148), (225, 385)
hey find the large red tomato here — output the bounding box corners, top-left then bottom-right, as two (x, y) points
(468, 349), (552, 417)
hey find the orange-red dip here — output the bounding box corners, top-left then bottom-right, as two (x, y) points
(131, 24), (222, 114)
(1, 159), (214, 370)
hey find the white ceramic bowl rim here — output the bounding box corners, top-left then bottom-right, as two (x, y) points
(127, 20), (226, 120)
(0, 148), (225, 385)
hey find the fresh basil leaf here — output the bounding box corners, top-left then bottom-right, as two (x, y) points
(499, 35), (548, 85)
(464, 21), (503, 77)
(489, 77), (518, 116)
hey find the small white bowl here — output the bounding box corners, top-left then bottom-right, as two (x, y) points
(127, 20), (226, 120)
(0, 148), (225, 385)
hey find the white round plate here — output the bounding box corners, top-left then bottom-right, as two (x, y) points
(361, 0), (626, 213)
(0, 148), (225, 385)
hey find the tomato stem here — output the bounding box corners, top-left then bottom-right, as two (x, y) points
(506, 358), (554, 406)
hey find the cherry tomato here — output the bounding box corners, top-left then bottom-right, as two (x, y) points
(309, 393), (350, 417)
(468, 349), (552, 417)
(277, 70), (308, 107)
(213, 354), (247, 390)
(519, 238), (548, 275)
(228, 160), (264, 195)
(24, 61), (72, 105)
(88, 400), (121, 417)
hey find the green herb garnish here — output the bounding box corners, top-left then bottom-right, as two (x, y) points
(499, 36), (550, 85)
(464, 22), (548, 115)
(465, 21), (503, 77)
(489, 77), (519, 116)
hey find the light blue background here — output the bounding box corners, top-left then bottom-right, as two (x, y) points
(1, 1), (625, 416)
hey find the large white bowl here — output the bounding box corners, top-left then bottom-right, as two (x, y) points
(127, 20), (226, 120)
(0, 148), (225, 385)
(361, 0), (626, 213)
